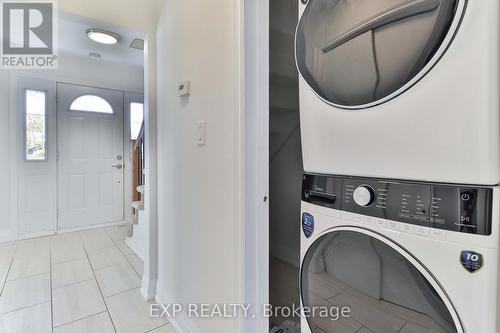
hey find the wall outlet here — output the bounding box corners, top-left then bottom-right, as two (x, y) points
(197, 121), (206, 146)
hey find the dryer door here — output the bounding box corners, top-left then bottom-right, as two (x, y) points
(295, 0), (464, 108)
(301, 229), (463, 333)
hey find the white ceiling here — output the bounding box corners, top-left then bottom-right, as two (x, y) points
(59, 12), (145, 67)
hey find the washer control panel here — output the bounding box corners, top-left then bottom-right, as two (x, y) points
(303, 174), (493, 236)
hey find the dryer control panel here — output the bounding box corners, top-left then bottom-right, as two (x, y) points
(302, 174), (493, 236)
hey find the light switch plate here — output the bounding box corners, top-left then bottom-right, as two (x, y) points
(197, 121), (206, 146)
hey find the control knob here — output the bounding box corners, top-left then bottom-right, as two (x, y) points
(353, 185), (375, 207)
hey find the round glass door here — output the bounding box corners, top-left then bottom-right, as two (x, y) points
(295, 0), (464, 108)
(301, 230), (461, 333)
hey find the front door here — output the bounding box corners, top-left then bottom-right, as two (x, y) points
(57, 83), (124, 231)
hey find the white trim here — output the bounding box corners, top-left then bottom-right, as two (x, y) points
(167, 311), (202, 333)
(234, 0), (245, 332)
(141, 31), (159, 304)
(243, 0), (270, 332)
(141, 274), (157, 302)
(18, 230), (55, 241)
(57, 220), (130, 234)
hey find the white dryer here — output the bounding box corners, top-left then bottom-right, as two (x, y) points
(295, 0), (500, 185)
(300, 174), (499, 333)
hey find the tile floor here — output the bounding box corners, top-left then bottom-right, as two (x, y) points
(0, 225), (175, 333)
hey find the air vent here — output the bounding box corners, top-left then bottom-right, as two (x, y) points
(89, 52), (102, 60)
(129, 38), (144, 50)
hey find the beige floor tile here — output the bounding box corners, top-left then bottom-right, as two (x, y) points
(399, 322), (448, 333)
(0, 243), (16, 269)
(52, 258), (94, 289)
(0, 274), (50, 313)
(126, 253), (144, 277)
(53, 312), (114, 333)
(106, 288), (167, 333)
(52, 279), (106, 327)
(308, 292), (362, 333)
(51, 238), (86, 265)
(88, 246), (126, 270)
(106, 226), (130, 241)
(149, 324), (176, 333)
(15, 239), (50, 259)
(0, 268), (8, 290)
(328, 292), (406, 333)
(0, 301), (51, 333)
(8, 254), (50, 280)
(80, 231), (115, 252)
(308, 272), (343, 300)
(51, 246), (87, 265)
(95, 262), (141, 297)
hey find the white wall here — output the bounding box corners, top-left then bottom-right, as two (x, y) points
(0, 52), (143, 239)
(155, 0), (244, 332)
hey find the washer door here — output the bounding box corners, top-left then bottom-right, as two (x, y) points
(295, 0), (464, 108)
(301, 229), (462, 333)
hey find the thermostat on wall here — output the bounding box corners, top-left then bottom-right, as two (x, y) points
(178, 81), (191, 97)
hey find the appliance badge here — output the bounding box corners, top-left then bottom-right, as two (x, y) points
(460, 251), (483, 273)
(302, 213), (314, 238)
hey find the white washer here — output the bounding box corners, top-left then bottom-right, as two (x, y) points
(300, 174), (499, 333)
(295, 0), (500, 185)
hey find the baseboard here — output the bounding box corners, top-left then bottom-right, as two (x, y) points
(0, 230), (13, 243)
(125, 234), (145, 260)
(156, 284), (202, 333)
(168, 311), (202, 333)
(57, 220), (131, 234)
(270, 242), (300, 268)
(141, 275), (157, 301)
(18, 230), (55, 240)
(125, 220), (146, 260)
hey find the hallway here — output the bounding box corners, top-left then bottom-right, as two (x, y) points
(0, 226), (173, 333)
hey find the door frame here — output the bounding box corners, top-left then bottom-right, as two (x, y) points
(243, 0), (269, 331)
(55, 82), (128, 232)
(13, 77), (140, 238)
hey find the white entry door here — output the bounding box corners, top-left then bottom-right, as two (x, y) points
(57, 83), (124, 231)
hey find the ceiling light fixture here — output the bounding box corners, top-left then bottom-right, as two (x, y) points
(86, 28), (120, 45)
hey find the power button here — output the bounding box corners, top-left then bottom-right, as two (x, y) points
(460, 192), (472, 201)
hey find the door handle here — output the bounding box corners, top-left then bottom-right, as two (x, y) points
(320, 0), (440, 53)
(112, 164), (123, 170)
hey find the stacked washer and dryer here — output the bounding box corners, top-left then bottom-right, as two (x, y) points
(295, 0), (500, 333)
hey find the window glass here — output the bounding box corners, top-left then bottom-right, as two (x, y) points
(70, 95), (113, 114)
(295, 0), (459, 107)
(130, 102), (144, 140)
(25, 90), (47, 161)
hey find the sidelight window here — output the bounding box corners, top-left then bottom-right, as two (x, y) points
(25, 89), (48, 161)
